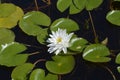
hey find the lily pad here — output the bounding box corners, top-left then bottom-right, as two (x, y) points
(115, 53), (120, 64)
(11, 63), (34, 80)
(117, 66), (120, 73)
(37, 28), (48, 44)
(83, 44), (111, 62)
(50, 18), (79, 32)
(0, 28), (15, 45)
(69, 38), (88, 52)
(46, 55), (75, 74)
(106, 10), (120, 26)
(85, 0), (103, 10)
(56, 0), (103, 14)
(0, 42), (29, 67)
(19, 11), (51, 36)
(57, 0), (72, 12)
(0, 3), (24, 28)
(30, 69), (58, 80)
(70, 0), (86, 14)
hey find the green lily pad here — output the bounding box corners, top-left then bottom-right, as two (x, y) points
(57, 0), (72, 12)
(46, 55), (75, 74)
(0, 42), (29, 67)
(69, 2), (81, 14)
(0, 3), (24, 28)
(56, 0), (103, 14)
(37, 28), (48, 44)
(83, 44), (111, 62)
(115, 53), (120, 64)
(19, 11), (51, 36)
(117, 66), (120, 73)
(69, 0), (86, 14)
(85, 0), (103, 10)
(30, 69), (58, 80)
(69, 38), (88, 52)
(11, 63), (34, 80)
(0, 28), (15, 45)
(106, 10), (120, 26)
(50, 18), (79, 32)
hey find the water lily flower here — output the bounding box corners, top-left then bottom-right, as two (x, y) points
(47, 28), (74, 55)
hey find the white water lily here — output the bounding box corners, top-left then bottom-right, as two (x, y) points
(47, 28), (74, 55)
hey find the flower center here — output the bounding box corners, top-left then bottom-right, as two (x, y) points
(57, 37), (62, 43)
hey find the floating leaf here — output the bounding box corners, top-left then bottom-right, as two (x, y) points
(57, 0), (72, 12)
(0, 28), (15, 45)
(69, 2), (80, 14)
(83, 44), (111, 62)
(69, 38), (88, 52)
(50, 18), (79, 32)
(19, 11), (51, 36)
(56, 0), (103, 14)
(106, 10), (120, 26)
(37, 28), (48, 44)
(46, 55), (75, 74)
(115, 53), (120, 64)
(0, 3), (24, 28)
(30, 69), (58, 80)
(85, 0), (103, 10)
(117, 66), (120, 73)
(0, 42), (28, 67)
(69, 0), (86, 14)
(11, 63), (34, 80)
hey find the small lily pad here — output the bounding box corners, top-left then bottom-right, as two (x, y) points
(30, 69), (58, 80)
(0, 3), (24, 28)
(11, 63), (34, 80)
(69, 38), (88, 52)
(83, 44), (111, 62)
(19, 11), (51, 36)
(106, 10), (120, 26)
(37, 28), (48, 44)
(0, 42), (29, 67)
(50, 18), (79, 32)
(115, 53), (120, 64)
(0, 28), (15, 45)
(46, 55), (75, 74)
(57, 0), (72, 12)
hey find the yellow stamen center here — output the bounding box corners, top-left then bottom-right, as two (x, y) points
(57, 37), (62, 43)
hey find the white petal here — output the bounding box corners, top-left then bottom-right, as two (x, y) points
(62, 47), (67, 53)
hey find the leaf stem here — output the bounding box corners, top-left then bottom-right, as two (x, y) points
(34, 59), (46, 65)
(58, 75), (61, 80)
(34, 0), (39, 11)
(88, 11), (98, 43)
(29, 51), (40, 56)
(102, 65), (117, 80)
